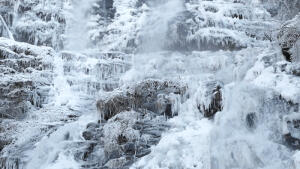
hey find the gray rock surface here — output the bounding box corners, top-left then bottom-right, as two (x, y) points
(78, 111), (171, 169)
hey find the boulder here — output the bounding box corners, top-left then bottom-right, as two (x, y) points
(274, 62), (300, 76)
(80, 110), (171, 169)
(79, 79), (187, 168)
(283, 113), (300, 149)
(97, 79), (187, 121)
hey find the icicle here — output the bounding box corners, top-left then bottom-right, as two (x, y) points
(0, 15), (15, 40)
(13, 0), (20, 21)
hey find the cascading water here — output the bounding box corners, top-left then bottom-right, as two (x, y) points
(137, 0), (184, 52)
(0, 0), (132, 168)
(1, 0), (300, 169)
(64, 0), (95, 51)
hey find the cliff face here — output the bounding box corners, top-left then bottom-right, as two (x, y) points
(1, 0), (300, 169)
(0, 38), (54, 119)
(0, 0), (67, 50)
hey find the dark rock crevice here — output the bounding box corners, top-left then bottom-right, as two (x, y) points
(197, 81), (223, 118)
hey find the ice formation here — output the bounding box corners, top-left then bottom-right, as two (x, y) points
(1, 0), (300, 169)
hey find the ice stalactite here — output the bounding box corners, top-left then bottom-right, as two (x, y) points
(0, 15), (14, 40)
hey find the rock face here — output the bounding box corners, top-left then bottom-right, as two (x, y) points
(0, 0), (67, 49)
(166, 0), (277, 51)
(76, 80), (187, 168)
(97, 79), (187, 120)
(0, 37), (53, 119)
(283, 113), (300, 149)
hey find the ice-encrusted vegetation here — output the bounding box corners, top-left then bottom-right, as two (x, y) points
(1, 0), (300, 169)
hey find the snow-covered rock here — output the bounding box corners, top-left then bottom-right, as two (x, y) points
(78, 110), (169, 169)
(165, 0), (278, 51)
(0, 37), (54, 119)
(97, 79), (187, 121)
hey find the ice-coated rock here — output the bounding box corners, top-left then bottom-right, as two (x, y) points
(166, 0), (277, 51)
(0, 0), (67, 49)
(283, 113), (300, 149)
(278, 14), (300, 62)
(79, 109), (171, 169)
(97, 79), (187, 121)
(76, 79), (187, 168)
(0, 37), (54, 119)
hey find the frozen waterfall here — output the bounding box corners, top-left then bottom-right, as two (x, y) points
(1, 0), (300, 169)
